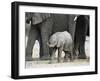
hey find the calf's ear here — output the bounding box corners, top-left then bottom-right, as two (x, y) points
(47, 42), (56, 47)
(57, 40), (64, 48)
(56, 40), (61, 47)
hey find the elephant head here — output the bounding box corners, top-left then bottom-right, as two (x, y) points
(47, 32), (65, 48)
(47, 39), (64, 48)
(47, 35), (57, 47)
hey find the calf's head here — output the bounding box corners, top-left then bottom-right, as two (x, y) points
(47, 35), (57, 47)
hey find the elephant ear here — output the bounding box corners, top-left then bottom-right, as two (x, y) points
(26, 13), (34, 24)
(32, 13), (51, 25)
(56, 39), (64, 48)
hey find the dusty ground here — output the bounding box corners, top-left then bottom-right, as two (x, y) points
(25, 36), (90, 68)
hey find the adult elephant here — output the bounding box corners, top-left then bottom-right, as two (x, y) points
(73, 15), (89, 59)
(25, 13), (53, 61)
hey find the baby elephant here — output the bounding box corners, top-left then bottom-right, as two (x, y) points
(47, 31), (73, 63)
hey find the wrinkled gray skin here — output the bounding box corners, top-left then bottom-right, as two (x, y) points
(47, 31), (73, 63)
(73, 15), (89, 59)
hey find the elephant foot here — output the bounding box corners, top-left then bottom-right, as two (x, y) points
(58, 60), (63, 63)
(49, 60), (55, 64)
(58, 58), (63, 63)
(78, 54), (87, 59)
(40, 55), (50, 60)
(70, 58), (74, 62)
(63, 56), (69, 62)
(25, 56), (33, 61)
(64, 58), (74, 62)
(63, 58), (69, 62)
(73, 55), (78, 60)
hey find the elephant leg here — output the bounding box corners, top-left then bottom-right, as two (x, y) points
(38, 35), (43, 59)
(78, 40), (87, 59)
(39, 18), (53, 60)
(64, 51), (69, 62)
(58, 47), (63, 63)
(70, 48), (74, 61)
(49, 47), (56, 63)
(74, 15), (89, 59)
(78, 26), (88, 59)
(64, 50), (73, 62)
(26, 25), (39, 61)
(49, 47), (53, 57)
(73, 41), (79, 59)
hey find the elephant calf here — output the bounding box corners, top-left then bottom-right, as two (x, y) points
(47, 31), (73, 63)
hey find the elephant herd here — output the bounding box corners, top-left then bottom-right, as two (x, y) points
(25, 13), (89, 62)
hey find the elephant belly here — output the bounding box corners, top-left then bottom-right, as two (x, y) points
(52, 14), (69, 33)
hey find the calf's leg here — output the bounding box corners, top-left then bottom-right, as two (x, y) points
(58, 47), (63, 63)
